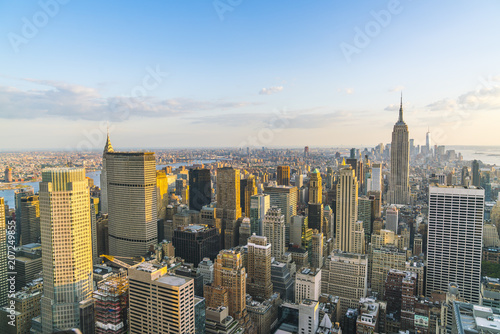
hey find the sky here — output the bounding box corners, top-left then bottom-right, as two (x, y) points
(1, 0), (500, 150)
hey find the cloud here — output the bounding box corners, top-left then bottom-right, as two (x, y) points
(389, 85), (404, 92)
(384, 104), (400, 111)
(191, 108), (360, 130)
(0, 80), (254, 121)
(259, 86), (283, 95)
(426, 99), (457, 111)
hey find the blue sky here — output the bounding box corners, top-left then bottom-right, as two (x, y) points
(1, 0), (499, 150)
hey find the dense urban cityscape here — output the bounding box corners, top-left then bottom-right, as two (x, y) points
(2, 1), (500, 334)
(0, 100), (499, 333)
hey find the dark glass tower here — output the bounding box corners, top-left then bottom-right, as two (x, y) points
(189, 168), (212, 211)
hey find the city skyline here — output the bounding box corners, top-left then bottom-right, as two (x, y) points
(1, 1), (500, 149)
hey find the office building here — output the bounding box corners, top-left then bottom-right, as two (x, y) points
(14, 187), (35, 245)
(18, 195), (40, 246)
(39, 168), (94, 333)
(271, 261), (294, 302)
(238, 217), (252, 245)
(205, 306), (243, 334)
(277, 166), (291, 186)
(263, 185), (298, 243)
(452, 302), (500, 334)
(298, 299), (320, 334)
(370, 163), (382, 192)
(172, 224), (221, 266)
(247, 234), (273, 301)
(322, 251), (368, 315)
(295, 267), (321, 304)
(217, 167), (242, 248)
(94, 273), (129, 334)
(426, 185), (484, 304)
(106, 148), (157, 257)
(290, 215), (305, 246)
(263, 207), (286, 260)
(472, 160), (481, 187)
(249, 194), (270, 236)
(198, 257), (215, 285)
(128, 262), (195, 334)
(101, 131), (113, 214)
(246, 294), (280, 334)
(387, 97), (411, 205)
(371, 246), (407, 297)
(385, 206), (399, 234)
(311, 231), (323, 269)
(0, 280), (42, 334)
(240, 176), (257, 217)
(335, 167), (359, 253)
(357, 196), (372, 240)
(14, 243), (42, 291)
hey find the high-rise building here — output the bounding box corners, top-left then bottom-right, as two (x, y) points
(107, 150), (157, 257)
(387, 97), (411, 205)
(295, 267), (321, 304)
(4, 167), (12, 182)
(472, 160), (481, 187)
(277, 166), (291, 186)
(240, 176), (257, 217)
(249, 194), (270, 235)
(384, 270), (417, 331)
(14, 243), (42, 291)
(335, 167), (359, 253)
(385, 206), (399, 234)
(39, 168), (94, 333)
(14, 187), (35, 246)
(371, 246), (407, 297)
(426, 185), (484, 304)
(19, 195), (40, 245)
(311, 231), (324, 269)
(308, 170), (323, 232)
(263, 207), (286, 260)
(197, 257), (214, 284)
(321, 251), (368, 315)
(247, 234), (273, 301)
(100, 131), (113, 214)
(263, 185), (298, 239)
(426, 128), (432, 155)
(298, 299), (320, 334)
(358, 196), (372, 241)
(189, 169), (212, 212)
(94, 273), (129, 334)
(172, 224), (221, 266)
(271, 261), (294, 302)
(128, 262), (195, 334)
(370, 163), (382, 192)
(205, 249), (253, 331)
(217, 167), (242, 248)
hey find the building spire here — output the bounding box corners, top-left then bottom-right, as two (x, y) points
(398, 92), (404, 123)
(104, 125), (114, 154)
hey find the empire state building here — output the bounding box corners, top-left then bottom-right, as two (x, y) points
(387, 96), (411, 205)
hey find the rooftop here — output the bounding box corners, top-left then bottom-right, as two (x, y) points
(157, 274), (191, 287)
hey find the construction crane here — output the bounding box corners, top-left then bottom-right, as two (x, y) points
(100, 255), (145, 269)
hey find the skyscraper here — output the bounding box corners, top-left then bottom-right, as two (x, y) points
(128, 262), (195, 334)
(247, 234), (273, 301)
(100, 131), (113, 214)
(39, 168), (94, 333)
(277, 166), (291, 186)
(264, 185), (298, 245)
(216, 167), (242, 248)
(189, 168), (212, 211)
(107, 150), (157, 257)
(370, 163), (382, 193)
(387, 96), (411, 205)
(308, 170), (324, 232)
(249, 194), (270, 235)
(20, 195), (40, 245)
(263, 207), (286, 260)
(472, 160), (481, 187)
(426, 128), (431, 155)
(426, 185), (484, 304)
(172, 224), (221, 266)
(240, 175), (257, 217)
(335, 167), (359, 253)
(14, 187), (34, 245)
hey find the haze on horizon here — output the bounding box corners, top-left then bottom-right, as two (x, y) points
(1, 0), (499, 150)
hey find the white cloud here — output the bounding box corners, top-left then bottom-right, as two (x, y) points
(259, 86), (283, 95)
(0, 80), (254, 121)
